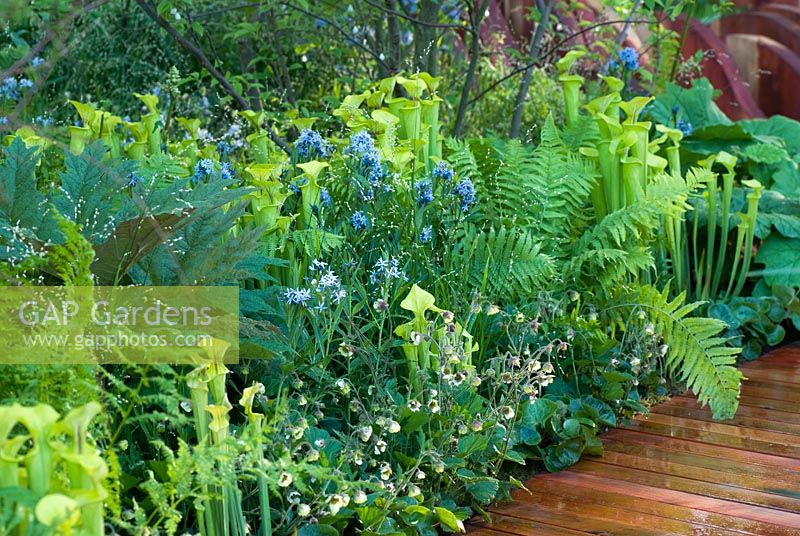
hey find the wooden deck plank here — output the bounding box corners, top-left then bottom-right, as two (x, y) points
(569, 460), (800, 512)
(651, 403), (800, 435)
(663, 397), (800, 425)
(741, 382), (800, 403)
(536, 472), (800, 530)
(739, 367), (800, 385)
(467, 524), (589, 536)
(602, 428), (800, 471)
(518, 475), (799, 535)
(592, 448), (800, 495)
(471, 345), (800, 534)
(600, 438), (800, 490)
(483, 503), (730, 535)
(620, 419), (800, 458)
(632, 412), (800, 442)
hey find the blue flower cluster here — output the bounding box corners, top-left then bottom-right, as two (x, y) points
(347, 130), (375, 155)
(369, 257), (406, 284)
(420, 225), (433, 244)
(289, 177), (308, 194)
(192, 158), (215, 184)
(677, 119), (692, 137)
(125, 173), (143, 188)
(220, 162), (235, 180)
(452, 179), (476, 212)
(432, 161), (455, 182)
(320, 187), (332, 207)
(283, 261), (347, 311)
(349, 131), (386, 186)
(295, 128), (332, 160)
(415, 179), (434, 206)
(282, 287), (312, 306)
(618, 47), (639, 71)
(1, 77), (34, 101)
(351, 211), (369, 231)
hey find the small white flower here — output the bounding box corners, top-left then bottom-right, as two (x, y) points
(408, 484), (422, 497)
(500, 406), (515, 420)
(297, 503), (311, 517)
(379, 463), (392, 480)
(336, 378), (351, 395)
(428, 399), (440, 413)
(416, 470), (426, 480)
(408, 400), (421, 412)
(353, 490), (368, 504)
(314, 438), (326, 448)
(357, 426), (373, 442)
(278, 472), (293, 487)
(374, 439), (387, 454)
(327, 493), (350, 515)
(644, 323), (655, 336)
(306, 449), (320, 462)
(386, 419), (401, 433)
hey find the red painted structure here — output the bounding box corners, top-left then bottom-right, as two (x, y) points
(489, 0), (800, 119)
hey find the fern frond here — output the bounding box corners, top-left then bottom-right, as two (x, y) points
(606, 285), (742, 419)
(48, 211), (95, 285)
(565, 174), (691, 284)
(453, 225), (556, 300)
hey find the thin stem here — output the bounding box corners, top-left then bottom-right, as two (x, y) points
(509, 0), (556, 139)
(135, 0), (291, 153)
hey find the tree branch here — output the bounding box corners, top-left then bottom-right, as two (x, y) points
(134, 0), (291, 153)
(509, 0), (555, 139)
(452, 0), (490, 137)
(467, 18), (653, 108)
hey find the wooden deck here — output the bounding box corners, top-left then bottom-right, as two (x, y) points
(470, 344), (800, 536)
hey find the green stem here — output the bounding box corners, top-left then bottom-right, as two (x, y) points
(725, 223), (747, 300)
(711, 171), (733, 297)
(703, 178), (718, 300)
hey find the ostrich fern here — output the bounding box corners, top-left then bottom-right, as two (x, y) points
(445, 115), (742, 420)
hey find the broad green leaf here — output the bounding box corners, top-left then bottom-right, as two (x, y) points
(755, 236), (800, 287)
(298, 525), (339, 536)
(434, 507), (463, 533)
(465, 478), (500, 504)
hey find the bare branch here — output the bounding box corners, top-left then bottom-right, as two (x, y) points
(134, 0), (291, 153)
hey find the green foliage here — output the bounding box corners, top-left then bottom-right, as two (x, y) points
(0, 402), (108, 535)
(0, 55), (764, 536)
(608, 285), (742, 419)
